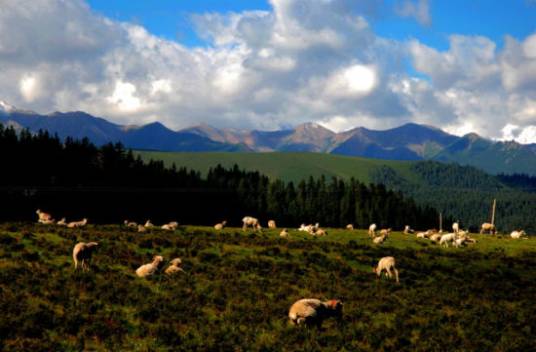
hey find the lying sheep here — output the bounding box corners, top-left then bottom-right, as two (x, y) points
(124, 220), (138, 228)
(162, 221), (178, 231)
(144, 220), (154, 228)
(67, 218), (88, 228)
(346, 224), (354, 230)
(136, 255), (164, 278)
(165, 258), (185, 275)
(480, 222), (496, 235)
(57, 218), (67, 226)
(439, 233), (456, 247)
(268, 220), (277, 229)
(373, 256), (399, 283)
(137, 225), (147, 233)
(298, 223), (318, 234)
(288, 298), (343, 327)
(373, 234), (387, 244)
(403, 225), (414, 234)
(73, 242), (98, 271)
(214, 220), (227, 230)
(280, 228), (289, 238)
(36, 209), (53, 224)
(314, 228), (327, 237)
(242, 216), (261, 231)
(510, 230), (527, 239)
(368, 223), (377, 237)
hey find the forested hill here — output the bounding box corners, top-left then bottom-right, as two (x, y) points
(0, 125), (440, 229)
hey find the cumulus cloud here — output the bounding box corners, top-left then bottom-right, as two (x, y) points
(0, 0), (535, 144)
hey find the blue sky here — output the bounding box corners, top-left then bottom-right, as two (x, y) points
(88, 0), (536, 50)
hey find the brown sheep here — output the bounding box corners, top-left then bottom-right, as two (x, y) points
(72, 242), (98, 271)
(288, 298), (343, 327)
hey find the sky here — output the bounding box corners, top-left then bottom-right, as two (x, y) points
(1, 1), (536, 143)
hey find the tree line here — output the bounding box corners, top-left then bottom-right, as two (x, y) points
(0, 125), (440, 228)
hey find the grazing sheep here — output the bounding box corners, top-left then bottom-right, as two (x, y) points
(57, 218), (67, 226)
(72, 242), (98, 271)
(144, 220), (154, 228)
(452, 221), (460, 234)
(373, 234), (387, 244)
(214, 220), (227, 230)
(373, 256), (399, 283)
(242, 216), (261, 231)
(403, 225), (414, 234)
(439, 233), (456, 247)
(136, 255), (164, 278)
(137, 225), (147, 233)
(480, 222), (496, 235)
(346, 224), (354, 230)
(36, 209), (53, 224)
(510, 230), (527, 239)
(67, 218), (88, 228)
(268, 220), (277, 229)
(280, 228), (289, 238)
(165, 258), (185, 275)
(288, 298), (343, 327)
(368, 223), (377, 237)
(161, 221), (178, 231)
(124, 220), (138, 228)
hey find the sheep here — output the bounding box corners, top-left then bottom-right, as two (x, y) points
(137, 225), (147, 233)
(72, 242), (98, 271)
(373, 234), (387, 244)
(453, 236), (468, 248)
(124, 220), (138, 228)
(144, 220), (154, 228)
(136, 255), (164, 278)
(379, 228), (391, 236)
(452, 221), (460, 234)
(346, 224), (354, 230)
(439, 233), (456, 247)
(242, 216), (261, 231)
(67, 218), (88, 228)
(280, 228), (289, 238)
(373, 256), (399, 283)
(416, 232), (428, 239)
(480, 222), (496, 235)
(288, 298), (343, 327)
(39, 218), (55, 225)
(368, 223), (377, 237)
(403, 225), (414, 234)
(214, 220), (227, 230)
(161, 221), (178, 231)
(429, 233), (442, 243)
(57, 218), (67, 226)
(36, 209), (53, 224)
(314, 228), (327, 237)
(510, 230), (527, 239)
(165, 258), (185, 275)
(268, 220), (277, 229)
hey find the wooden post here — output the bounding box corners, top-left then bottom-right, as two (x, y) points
(439, 212), (443, 232)
(491, 199), (496, 226)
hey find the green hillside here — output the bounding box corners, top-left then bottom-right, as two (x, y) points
(137, 151), (418, 184)
(2, 223), (536, 350)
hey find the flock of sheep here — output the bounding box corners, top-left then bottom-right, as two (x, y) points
(36, 209), (530, 328)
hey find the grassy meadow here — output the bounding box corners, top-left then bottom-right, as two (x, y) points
(1, 223), (535, 351)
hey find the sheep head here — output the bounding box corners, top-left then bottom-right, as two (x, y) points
(324, 299), (343, 319)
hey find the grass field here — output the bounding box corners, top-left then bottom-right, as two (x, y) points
(1, 223), (535, 351)
(136, 151), (418, 183)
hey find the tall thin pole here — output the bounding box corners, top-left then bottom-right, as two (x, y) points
(439, 212), (443, 232)
(491, 199), (496, 226)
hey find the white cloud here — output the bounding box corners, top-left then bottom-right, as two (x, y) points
(0, 0), (535, 144)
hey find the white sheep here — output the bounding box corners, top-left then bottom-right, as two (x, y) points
(373, 234), (387, 244)
(403, 225), (414, 234)
(288, 298), (343, 327)
(452, 221), (460, 234)
(429, 233), (442, 243)
(510, 230), (527, 239)
(416, 232), (427, 239)
(480, 222), (496, 235)
(144, 220), (154, 228)
(439, 233), (456, 247)
(314, 228), (327, 237)
(165, 258), (185, 275)
(161, 221), (178, 231)
(280, 228), (289, 238)
(214, 220), (227, 230)
(124, 220), (138, 228)
(136, 255), (164, 278)
(72, 242), (98, 271)
(242, 216), (261, 231)
(346, 224), (354, 230)
(137, 225), (147, 233)
(36, 209), (53, 224)
(268, 220), (277, 229)
(368, 223), (377, 237)
(57, 218), (67, 226)
(373, 256), (399, 283)
(67, 218), (88, 228)
(379, 228), (391, 236)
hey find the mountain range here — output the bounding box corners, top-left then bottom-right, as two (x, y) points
(1, 100), (535, 175)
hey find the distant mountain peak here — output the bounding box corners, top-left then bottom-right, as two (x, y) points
(463, 132), (482, 141)
(0, 100), (15, 113)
